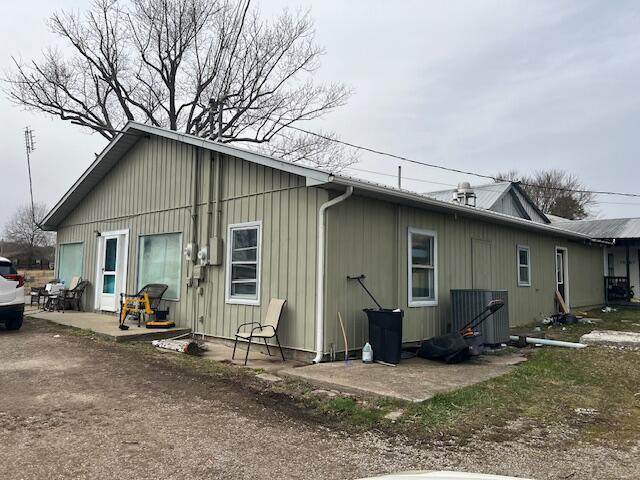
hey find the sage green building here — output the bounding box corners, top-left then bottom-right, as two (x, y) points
(43, 122), (605, 360)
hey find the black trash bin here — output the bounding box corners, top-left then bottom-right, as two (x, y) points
(363, 308), (404, 364)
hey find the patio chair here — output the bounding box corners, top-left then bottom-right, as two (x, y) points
(119, 283), (168, 328)
(232, 298), (286, 365)
(29, 278), (60, 306)
(62, 280), (90, 311)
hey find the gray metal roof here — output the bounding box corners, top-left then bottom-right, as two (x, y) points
(426, 182), (512, 209)
(328, 174), (604, 243)
(552, 218), (640, 239)
(41, 122), (606, 244)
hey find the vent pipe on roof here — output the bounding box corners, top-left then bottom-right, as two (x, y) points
(453, 182), (476, 207)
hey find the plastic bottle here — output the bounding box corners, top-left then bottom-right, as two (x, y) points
(362, 342), (373, 363)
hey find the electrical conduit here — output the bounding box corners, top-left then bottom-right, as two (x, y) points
(313, 186), (354, 364)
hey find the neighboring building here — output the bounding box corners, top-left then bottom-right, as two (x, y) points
(42, 122), (606, 360)
(553, 218), (640, 304)
(426, 181), (550, 224)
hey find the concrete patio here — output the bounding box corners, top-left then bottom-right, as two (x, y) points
(280, 354), (527, 402)
(25, 307), (190, 342)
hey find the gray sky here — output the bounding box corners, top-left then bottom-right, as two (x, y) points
(2, 0), (640, 232)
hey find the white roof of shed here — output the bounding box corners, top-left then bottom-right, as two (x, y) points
(552, 218), (640, 239)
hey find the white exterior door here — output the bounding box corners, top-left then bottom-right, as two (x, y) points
(96, 230), (129, 312)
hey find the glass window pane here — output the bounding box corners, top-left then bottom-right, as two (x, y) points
(231, 282), (256, 296)
(519, 248), (528, 266)
(411, 267), (434, 300)
(556, 254), (563, 283)
(233, 229), (257, 249)
(232, 247), (257, 262)
(519, 266), (529, 284)
(58, 243), (84, 286)
(137, 233), (182, 300)
(104, 238), (117, 271)
(102, 275), (115, 294)
(411, 234), (432, 266)
(228, 224), (261, 301)
(231, 264), (257, 281)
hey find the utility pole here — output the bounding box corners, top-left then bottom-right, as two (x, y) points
(24, 127), (36, 224)
(397, 165), (402, 189)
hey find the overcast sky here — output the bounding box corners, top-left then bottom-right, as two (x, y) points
(1, 0), (640, 232)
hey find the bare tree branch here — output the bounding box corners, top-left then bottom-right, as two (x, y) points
(4, 0), (353, 168)
(495, 169), (595, 220)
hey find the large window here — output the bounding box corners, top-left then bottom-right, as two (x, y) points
(517, 245), (531, 286)
(408, 228), (437, 306)
(137, 233), (182, 300)
(226, 221), (261, 305)
(58, 243), (84, 286)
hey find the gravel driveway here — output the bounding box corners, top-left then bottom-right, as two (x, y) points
(1, 318), (637, 480)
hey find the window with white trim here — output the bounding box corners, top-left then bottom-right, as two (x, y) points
(517, 245), (531, 286)
(408, 228), (437, 306)
(226, 222), (261, 305)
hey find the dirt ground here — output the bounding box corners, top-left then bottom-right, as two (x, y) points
(1, 318), (638, 480)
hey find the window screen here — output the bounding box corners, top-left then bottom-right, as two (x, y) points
(517, 245), (531, 286)
(137, 233), (182, 300)
(58, 243), (84, 286)
(227, 222), (261, 304)
(408, 228), (437, 306)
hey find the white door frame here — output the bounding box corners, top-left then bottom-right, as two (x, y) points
(94, 229), (129, 312)
(555, 246), (570, 309)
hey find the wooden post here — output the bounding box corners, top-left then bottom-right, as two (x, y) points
(626, 245), (631, 301)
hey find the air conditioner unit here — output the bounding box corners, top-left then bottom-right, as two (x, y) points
(450, 289), (509, 345)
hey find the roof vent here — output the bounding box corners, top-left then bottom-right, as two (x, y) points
(453, 182), (476, 207)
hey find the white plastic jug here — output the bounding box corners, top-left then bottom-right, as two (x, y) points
(362, 342), (373, 363)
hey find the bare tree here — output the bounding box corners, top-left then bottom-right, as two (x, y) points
(5, 0), (354, 169)
(3, 203), (55, 248)
(495, 169), (594, 220)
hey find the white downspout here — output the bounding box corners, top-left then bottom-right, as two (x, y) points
(313, 186), (354, 364)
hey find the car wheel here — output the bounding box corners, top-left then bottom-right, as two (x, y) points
(5, 314), (23, 331)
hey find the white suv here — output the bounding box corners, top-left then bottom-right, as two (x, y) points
(0, 256), (25, 330)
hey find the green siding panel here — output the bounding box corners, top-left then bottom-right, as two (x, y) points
(56, 136), (325, 352)
(324, 195), (604, 353)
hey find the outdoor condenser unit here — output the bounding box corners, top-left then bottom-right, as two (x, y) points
(450, 289), (509, 345)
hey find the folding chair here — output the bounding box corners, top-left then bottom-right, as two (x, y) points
(232, 298), (286, 365)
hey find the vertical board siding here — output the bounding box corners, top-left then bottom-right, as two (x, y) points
(56, 137), (324, 352)
(324, 195), (604, 353)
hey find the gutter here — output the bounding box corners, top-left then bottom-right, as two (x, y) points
(313, 186), (354, 364)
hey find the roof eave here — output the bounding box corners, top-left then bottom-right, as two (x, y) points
(330, 176), (608, 244)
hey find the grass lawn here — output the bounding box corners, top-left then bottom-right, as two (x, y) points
(300, 307), (640, 446)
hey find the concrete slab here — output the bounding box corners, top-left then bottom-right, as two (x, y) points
(580, 330), (640, 349)
(200, 340), (304, 373)
(26, 308), (190, 342)
(280, 354), (526, 402)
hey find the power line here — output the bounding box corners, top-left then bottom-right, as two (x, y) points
(285, 124), (640, 199)
(345, 166), (640, 207)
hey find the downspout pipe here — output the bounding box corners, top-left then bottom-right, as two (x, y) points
(313, 186), (354, 364)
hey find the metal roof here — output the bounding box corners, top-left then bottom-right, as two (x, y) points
(552, 218), (640, 239)
(426, 182), (512, 209)
(328, 174), (604, 243)
(41, 122), (605, 244)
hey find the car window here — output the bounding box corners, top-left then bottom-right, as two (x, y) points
(0, 261), (17, 275)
